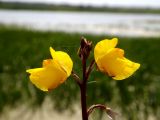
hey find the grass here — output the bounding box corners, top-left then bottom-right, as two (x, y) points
(0, 25), (160, 119)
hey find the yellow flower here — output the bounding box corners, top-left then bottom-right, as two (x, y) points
(94, 38), (140, 80)
(26, 47), (73, 91)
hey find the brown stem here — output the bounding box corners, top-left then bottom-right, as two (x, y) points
(71, 71), (81, 86)
(87, 104), (108, 115)
(87, 104), (118, 120)
(80, 56), (88, 120)
(80, 85), (88, 120)
(72, 37), (94, 120)
(72, 58), (95, 120)
(86, 59), (95, 80)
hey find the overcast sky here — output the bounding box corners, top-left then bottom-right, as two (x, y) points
(1, 0), (160, 8)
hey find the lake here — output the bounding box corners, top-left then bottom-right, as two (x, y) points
(0, 9), (160, 37)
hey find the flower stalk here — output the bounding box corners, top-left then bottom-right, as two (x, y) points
(79, 37), (92, 120)
(72, 37), (118, 120)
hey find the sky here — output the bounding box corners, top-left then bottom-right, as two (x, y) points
(2, 0), (160, 8)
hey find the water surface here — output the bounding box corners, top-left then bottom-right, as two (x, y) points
(0, 10), (160, 37)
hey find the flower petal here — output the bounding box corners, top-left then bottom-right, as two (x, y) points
(94, 38), (118, 62)
(26, 68), (43, 74)
(97, 48), (140, 80)
(113, 58), (140, 80)
(26, 59), (67, 91)
(50, 47), (73, 76)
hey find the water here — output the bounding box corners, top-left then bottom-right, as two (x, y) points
(0, 9), (160, 37)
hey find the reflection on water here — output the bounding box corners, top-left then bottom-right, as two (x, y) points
(0, 9), (160, 37)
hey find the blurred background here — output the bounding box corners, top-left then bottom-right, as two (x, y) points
(0, 0), (160, 120)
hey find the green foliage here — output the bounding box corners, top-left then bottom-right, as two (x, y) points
(1, 1), (160, 14)
(0, 26), (160, 119)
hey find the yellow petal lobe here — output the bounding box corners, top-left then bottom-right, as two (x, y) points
(94, 38), (118, 62)
(26, 59), (67, 91)
(96, 48), (140, 80)
(50, 47), (73, 76)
